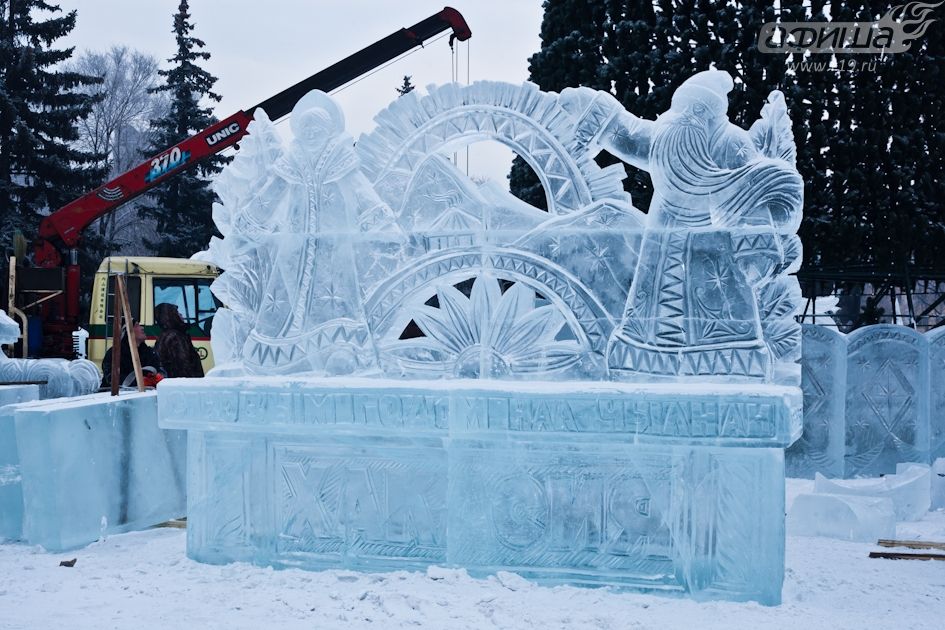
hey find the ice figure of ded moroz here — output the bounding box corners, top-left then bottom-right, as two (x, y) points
(562, 70), (804, 383)
(165, 71), (805, 606)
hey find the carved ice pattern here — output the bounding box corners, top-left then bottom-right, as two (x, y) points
(928, 327), (945, 461)
(845, 325), (929, 477)
(786, 325), (846, 478)
(205, 73), (802, 385)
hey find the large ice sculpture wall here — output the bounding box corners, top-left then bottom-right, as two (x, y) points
(788, 324), (943, 478)
(160, 71), (804, 605)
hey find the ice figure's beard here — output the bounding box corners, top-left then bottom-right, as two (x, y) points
(649, 111), (720, 222)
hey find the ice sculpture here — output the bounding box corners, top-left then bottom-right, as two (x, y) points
(930, 328), (945, 461)
(786, 325), (846, 478)
(161, 72), (805, 605)
(0, 310), (100, 399)
(845, 325), (929, 477)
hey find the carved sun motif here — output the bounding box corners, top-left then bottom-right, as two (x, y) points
(388, 276), (584, 378)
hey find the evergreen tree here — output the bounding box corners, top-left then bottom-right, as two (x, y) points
(396, 75), (415, 96)
(140, 0), (223, 258)
(0, 0), (103, 251)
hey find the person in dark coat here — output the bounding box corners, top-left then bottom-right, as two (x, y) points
(101, 319), (163, 387)
(154, 303), (205, 378)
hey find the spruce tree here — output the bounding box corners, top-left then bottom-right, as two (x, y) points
(396, 75), (415, 96)
(141, 0), (223, 258)
(0, 0), (103, 250)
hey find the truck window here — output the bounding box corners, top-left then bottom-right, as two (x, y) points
(153, 278), (220, 337)
(105, 275), (141, 338)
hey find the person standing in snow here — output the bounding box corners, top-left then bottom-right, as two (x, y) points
(154, 303), (205, 378)
(101, 319), (164, 387)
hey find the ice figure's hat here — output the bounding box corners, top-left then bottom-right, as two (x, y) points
(290, 90), (345, 137)
(671, 69), (733, 116)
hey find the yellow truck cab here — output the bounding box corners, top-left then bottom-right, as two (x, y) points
(88, 257), (220, 375)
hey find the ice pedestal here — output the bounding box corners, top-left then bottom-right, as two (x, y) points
(159, 377), (799, 605)
(0, 384), (40, 540)
(9, 392), (185, 551)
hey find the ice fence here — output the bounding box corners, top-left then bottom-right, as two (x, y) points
(160, 72), (805, 605)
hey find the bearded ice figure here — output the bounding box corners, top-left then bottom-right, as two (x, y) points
(561, 70), (803, 381)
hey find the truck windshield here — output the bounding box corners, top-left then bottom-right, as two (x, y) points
(153, 278), (220, 337)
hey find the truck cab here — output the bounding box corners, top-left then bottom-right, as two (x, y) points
(88, 257), (220, 374)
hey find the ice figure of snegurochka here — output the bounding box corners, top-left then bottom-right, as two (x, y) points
(561, 69), (803, 382)
(208, 90), (400, 375)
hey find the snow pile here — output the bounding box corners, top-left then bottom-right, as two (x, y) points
(0, 480), (943, 629)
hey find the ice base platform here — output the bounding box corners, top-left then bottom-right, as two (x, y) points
(159, 377), (800, 605)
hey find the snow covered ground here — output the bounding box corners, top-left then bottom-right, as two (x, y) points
(1, 481), (943, 630)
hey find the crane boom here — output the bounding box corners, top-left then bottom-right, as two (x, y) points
(37, 7), (471, 251)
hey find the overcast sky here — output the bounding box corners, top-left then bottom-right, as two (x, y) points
(61, 1), (545, 182)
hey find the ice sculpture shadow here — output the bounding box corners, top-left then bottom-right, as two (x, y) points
(168, 70), (805, 605)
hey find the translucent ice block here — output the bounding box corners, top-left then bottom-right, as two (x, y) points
(931, 458), (945, 511)
(14, 392), (186, 551)
(0, 384), (40, 540)
(813, 465), (930, 521)
(159, 377), (798, 605)
(786, 325), (846, 478)
(787, 493), (896, 542)
(845, 326), (929, 477)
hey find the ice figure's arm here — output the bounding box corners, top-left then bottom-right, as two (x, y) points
(749, 91), (797, 166)
(560, 87), (654, 169)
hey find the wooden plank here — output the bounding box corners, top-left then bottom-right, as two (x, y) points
(869, 551), (945, 561)
(877, 539), (945, 551)
(153, 519), (187, 529)
(115, 275), (145, 392)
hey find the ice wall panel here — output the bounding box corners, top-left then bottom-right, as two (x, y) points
(844, 326), (929, 477)
(929, 328), (945, 461)
(0, 384), (39, 540)
(15, 392), (185, 551)
(787, 325), (846, 478)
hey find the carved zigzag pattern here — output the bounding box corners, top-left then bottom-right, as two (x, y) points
(655, 234), (688, 346)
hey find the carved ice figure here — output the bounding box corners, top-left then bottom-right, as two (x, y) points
(561, 70), (803, 382)
(0, 310), (99, 398)
(208, 91), (398, 375)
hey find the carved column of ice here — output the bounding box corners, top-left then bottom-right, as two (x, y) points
(845, 325), (929, 477)
(929, 328), (945, 462)
(0, 384), (40, 540)
(13, 392), (185, 551)
(786, 325), (846, 478)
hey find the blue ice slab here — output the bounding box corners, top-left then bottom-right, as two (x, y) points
(12, 392), (185, 551)
(786, 325), (846, 478)
(0, 384), (40, 540)
(929, 328), (945, 462)
(159, 377), (797, 604)
(845, 326), (929, 477)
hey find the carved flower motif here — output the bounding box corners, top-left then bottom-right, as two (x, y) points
(387, 276), (584, 378)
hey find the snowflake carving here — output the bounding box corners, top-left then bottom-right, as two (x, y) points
(387, 276), (584, 378)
